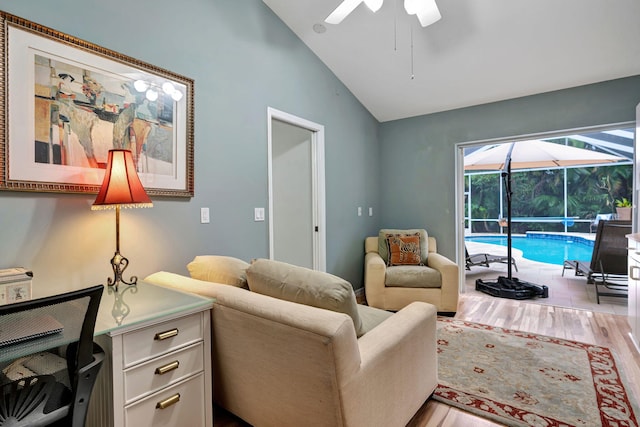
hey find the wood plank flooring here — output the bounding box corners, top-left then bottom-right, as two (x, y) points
(213, 294), (640, 426)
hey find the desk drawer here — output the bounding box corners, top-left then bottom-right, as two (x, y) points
(124, 342), (204, 403)
(122, 313), (203, 367)
(125, 374), (206, 427)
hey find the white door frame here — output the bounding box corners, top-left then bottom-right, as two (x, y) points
(267, 107), (326, 271)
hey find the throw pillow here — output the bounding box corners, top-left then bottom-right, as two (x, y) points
(378, 228), (429, 264)
(246, 259), (365, 337)
(386, 233), (422, 266)
(187, 255), (250, 288)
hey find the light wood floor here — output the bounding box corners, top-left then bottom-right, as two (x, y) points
(213, 293), (640, 426)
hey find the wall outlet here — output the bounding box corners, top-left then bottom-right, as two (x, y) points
(369, 207), (373, 216)
(357, 207), (362, 216)
(200, 207), (210, 224)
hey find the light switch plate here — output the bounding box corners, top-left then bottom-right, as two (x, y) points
(200, 207), (210, 224)
(254, 207), (265, 221)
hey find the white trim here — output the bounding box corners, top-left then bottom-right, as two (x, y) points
(267, 107), (326, 272)
(455, 121), (635, 294)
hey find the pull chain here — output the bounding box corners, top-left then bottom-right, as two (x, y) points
(410, 24), (415, 79)
(394, 0), (398, 51)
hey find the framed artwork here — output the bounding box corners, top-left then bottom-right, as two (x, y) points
(0, 11), (194, 197)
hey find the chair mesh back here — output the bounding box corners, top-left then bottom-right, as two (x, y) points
(0, 285), (103, 426)
(589, 220), (631, 275)
(1, 298), (88, 364)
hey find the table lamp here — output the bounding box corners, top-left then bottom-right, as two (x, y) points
(92, 149), (152, 288)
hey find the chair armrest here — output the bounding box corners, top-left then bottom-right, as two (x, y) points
(427, 253), (459, 312)
(364, 252), (386, 307)
(341, 302), (438, 426)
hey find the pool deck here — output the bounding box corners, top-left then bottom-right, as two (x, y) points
(465, 237), (627, 316)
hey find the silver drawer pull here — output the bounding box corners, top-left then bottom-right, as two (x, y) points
(155, 361), (180, 375)
(154, 328), (179, 341)
(156, 393), (180, 410)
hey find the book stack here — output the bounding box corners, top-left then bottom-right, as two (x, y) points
(0, 268), (33, 305)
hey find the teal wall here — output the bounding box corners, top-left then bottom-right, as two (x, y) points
(0, 0), (638, 295)
(379, 76), (640, 259)
(0, 0), (380, 294)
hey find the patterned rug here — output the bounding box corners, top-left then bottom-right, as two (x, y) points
(434, 318), (639, 427)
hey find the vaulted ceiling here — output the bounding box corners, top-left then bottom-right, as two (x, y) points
(263, 0), (640, 122)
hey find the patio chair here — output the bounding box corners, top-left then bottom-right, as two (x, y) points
(562, 220), (631, 286)
(592, 254), (628, 304)
(465, 246), (518, 272)
(589, 213), (613, 233)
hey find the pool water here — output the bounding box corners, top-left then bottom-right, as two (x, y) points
(465, 235), (594, 266)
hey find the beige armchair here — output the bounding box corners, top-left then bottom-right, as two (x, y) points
(364, 229), (459, 314)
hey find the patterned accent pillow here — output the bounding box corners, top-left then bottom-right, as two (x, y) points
(378, 229), (429, 264)
(386, 233), (423, 266)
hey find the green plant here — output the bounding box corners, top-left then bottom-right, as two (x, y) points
(615, 197), (632, 208)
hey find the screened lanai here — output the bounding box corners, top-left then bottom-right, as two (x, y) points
(464, 127), (634, 235)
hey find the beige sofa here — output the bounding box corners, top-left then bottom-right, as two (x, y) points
(365, 231), (459, 313)
(145, 257), (437, 427)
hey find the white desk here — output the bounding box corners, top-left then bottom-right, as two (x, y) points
(87, 282), (213, 427)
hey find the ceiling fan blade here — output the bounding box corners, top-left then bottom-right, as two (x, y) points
(364, 0), (383, 12)
(416, 0), (441, 27)
(325, 0), (364, 24)
(404, 0), (441, 27)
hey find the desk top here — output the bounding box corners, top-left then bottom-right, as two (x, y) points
(1, 281), (213, 362)
(96, 281), (213, 334)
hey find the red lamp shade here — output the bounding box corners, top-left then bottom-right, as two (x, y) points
(92, 149), (152, 209)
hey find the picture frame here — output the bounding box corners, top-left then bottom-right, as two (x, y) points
(0, 11), (195, 197)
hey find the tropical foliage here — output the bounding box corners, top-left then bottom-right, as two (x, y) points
(465, 163), (632, 234)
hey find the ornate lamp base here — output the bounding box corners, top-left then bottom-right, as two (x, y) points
(107, 251), (138, 290)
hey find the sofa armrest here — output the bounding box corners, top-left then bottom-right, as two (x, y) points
(364, 252), (387, 307)
(341, 301), (438, 426)
(427, 253), (459, 312)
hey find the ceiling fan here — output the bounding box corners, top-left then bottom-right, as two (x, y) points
(325, 0), (441, 27)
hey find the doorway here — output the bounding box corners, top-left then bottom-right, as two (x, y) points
(455, 124), (635, 314)
(267, 108), (326, 271)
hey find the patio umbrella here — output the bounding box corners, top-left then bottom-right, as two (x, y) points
(463, 139), (626, 299)
(464, 139), (624, 170)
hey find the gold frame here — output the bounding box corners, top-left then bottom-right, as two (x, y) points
(0, 11), (195, 197)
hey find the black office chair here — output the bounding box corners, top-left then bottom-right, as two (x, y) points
(0, 284), (104, 427)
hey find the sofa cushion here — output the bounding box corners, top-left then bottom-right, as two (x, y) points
(384, 265), (442, 288)
(187, 256), (249, 288)
(246, 259), (365, 337)
(386, 233), (422, 266)
(378, 229), (429, 265)
(357, 304), (393, 334)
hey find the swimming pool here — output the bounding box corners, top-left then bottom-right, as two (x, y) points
(465, 234), (594, 266)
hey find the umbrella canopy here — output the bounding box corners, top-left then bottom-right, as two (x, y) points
(464, 140), (625, 171)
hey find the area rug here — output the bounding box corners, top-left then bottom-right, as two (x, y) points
(434, 317), (639, 427)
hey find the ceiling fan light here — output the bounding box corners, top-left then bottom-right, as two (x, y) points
(162, 82), (176, 95)
(364, 0), (383, 13)
(133, 80), (149, 92)
(325, 0), (363, 24)
(171, 90), (183, 102)
(145, 89), (158, 102)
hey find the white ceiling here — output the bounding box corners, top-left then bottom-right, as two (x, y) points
(262, 0), (640, 122)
